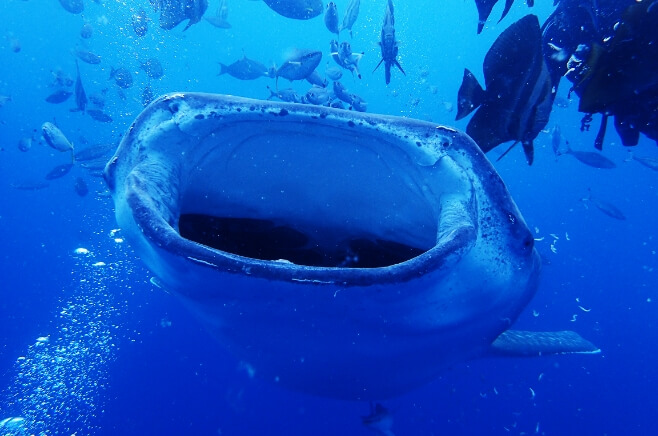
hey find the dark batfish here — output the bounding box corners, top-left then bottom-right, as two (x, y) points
(45, 89), (73, 104)
(73, 60), (87, 113)
(324, 2), (340, 36)
(110, 67), (133, 89)
(75, 143), (116, 162)
(474, 0), (534, 34)
(157, 0), (208, 31)
(75, 49), (101, 65)
(340, 0), (360, 38)
(276, 50), (322, 83)
(456, 14), (553, 165)
(58, 0), (83, 14)
(133, 9), (149, 37)
(140, 58), (164, 79)
(262, 0), (323, 20)
(373, 0), (405, 85)
(45, 163), (74, 180)
(219, 55), (271, 80)
(205, 0), (231, 28)
(633, 155), (658, 171)
(87, 109), (113, 123)
(74, 177), (89, 197)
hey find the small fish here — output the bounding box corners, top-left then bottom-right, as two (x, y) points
(87, 109), (113, 123)
(73, 60), (87, 112)
(349, 93), (367, 112)
(276, 49), (323, 83)
(340, 0), (360, 38)
(80, 22), (93, 39)
(18, 137), (32, 152)
(45, 163), (74, 180)
(333, 81), (352, 104)
(303, 85), (333, 106)
(11, 181), (50, 190)
(632, 155), (658, 171)
(42, 122), (74, 160)
(582, 191), (626, 221)
(89, 89), (107, 108)
(563, 144), (616, 169)
(262, 0), (323, 20)
(324, 2), (340, 36)
(45, 89), (73, 104)
(219, 55), (271, 81)
(49, 69), (74, 88)
(58, 0), (84, 14)
(205, 0), (231, 29)
(373, 0), (404, 85)
(551, 125), (563, 156)
(305, 69), (327, 88)
(0, 95), (11, 107)
(157, 0), (208, 31)
(266, 86), (301, 103)
(140, 58), (164, 79)
(142, 84), (154, 107)
(109, 67), (133, 89)
(9, 38), (21, 53)
(132, 9), (149, 37)
(74, 176), (89, 196)
(74, 48), (101, 65)
(74, 143), (116, 161)
(325, 66), (343, 81)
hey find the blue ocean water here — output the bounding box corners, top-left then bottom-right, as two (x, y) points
(0, 0), (657, 434)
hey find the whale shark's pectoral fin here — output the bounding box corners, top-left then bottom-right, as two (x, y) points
(489, 330), (600, 357)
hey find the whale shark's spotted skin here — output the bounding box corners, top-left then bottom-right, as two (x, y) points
(105, 93), (597, 400)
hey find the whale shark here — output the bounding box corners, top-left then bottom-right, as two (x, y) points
(105, 93), (598, 401)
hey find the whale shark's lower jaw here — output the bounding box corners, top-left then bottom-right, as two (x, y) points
(106, 93), (539, 400)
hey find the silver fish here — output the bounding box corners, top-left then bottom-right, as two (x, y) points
(324, 2), (339, 36)
(276, 50), (322, 83)
(42, 122), (74, 157)
(340, 0), (360, 38)
(205, 0), (231, 28)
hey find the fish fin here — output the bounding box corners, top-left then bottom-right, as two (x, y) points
(456, 69), (484, 120)
(522, 140), (534, 166)
(498, 0), (515, 23)
(489, 330), (600, 357)
(393, 60), (405, 76)
(372, 58), (384, 74)
(495, 141), (519, 162)
(218, 63), (228, 76)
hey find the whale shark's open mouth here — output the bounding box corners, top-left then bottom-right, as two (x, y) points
(105, 93), (541, 400)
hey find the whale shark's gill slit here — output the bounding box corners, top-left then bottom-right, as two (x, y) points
(178, 214), (426, 268)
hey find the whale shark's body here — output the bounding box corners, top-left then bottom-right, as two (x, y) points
(105, 93), (598, 400)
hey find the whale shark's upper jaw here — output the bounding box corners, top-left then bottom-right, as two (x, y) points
(105, 93), (538, 400)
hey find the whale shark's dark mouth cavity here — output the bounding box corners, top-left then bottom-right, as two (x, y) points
(178, 215), (426, 268)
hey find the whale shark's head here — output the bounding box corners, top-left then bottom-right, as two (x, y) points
(105, 93), (540, 400)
